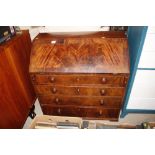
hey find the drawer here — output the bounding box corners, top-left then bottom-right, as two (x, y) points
(41, 105), (120, 119)
(38, 95), (122, 108)
(30, 74), (126, 86)
(35, 85), (125, 97)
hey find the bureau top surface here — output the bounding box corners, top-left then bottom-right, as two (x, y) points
(29, 31), (130, 74)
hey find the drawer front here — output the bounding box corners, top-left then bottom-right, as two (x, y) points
(38, 95), (122, 108)
(35, 85), (125, 96)
(41, 105), (120, 119)
(31, 74), (126, 86)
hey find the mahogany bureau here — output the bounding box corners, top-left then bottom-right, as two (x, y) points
(29, 31), (130, 120)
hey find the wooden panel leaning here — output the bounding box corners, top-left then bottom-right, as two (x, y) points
(0, 30), (36, 128)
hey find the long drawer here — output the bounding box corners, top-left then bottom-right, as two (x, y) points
(41, 105), (120, 119)
(30, 74), (126, 86)
(35, 85), (125, 96)
(38, 95), (122, 108)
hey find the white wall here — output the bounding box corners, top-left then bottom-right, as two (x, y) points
(20, 26), (110, 40)
(20, 26), (41, 40)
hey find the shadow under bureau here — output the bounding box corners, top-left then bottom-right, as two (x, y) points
(29, 31), (130, 120)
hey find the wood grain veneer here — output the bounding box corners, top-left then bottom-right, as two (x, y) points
(30, 31), (130, 120)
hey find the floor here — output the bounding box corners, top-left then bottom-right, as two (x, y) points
(23, 99), (155, 128)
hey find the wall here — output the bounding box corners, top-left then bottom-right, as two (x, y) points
(20, 26), (110, 40)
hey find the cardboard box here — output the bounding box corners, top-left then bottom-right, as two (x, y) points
(29, 115), (82, 129)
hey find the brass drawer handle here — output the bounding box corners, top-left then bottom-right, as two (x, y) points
(77, 88), (80, 94)
(51, 87), (57, 94)
(55, 98), (60, 104)
(49, 77), (55, 83)
(102, 77), (106, 83)
(100, 89), (105, 95)
(57, 108), (61, 114)
(76, 78), (80, 82)
(100, 99), (104, 105)
(31, 75), (36, 81)
(99, 110), (103, 116)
